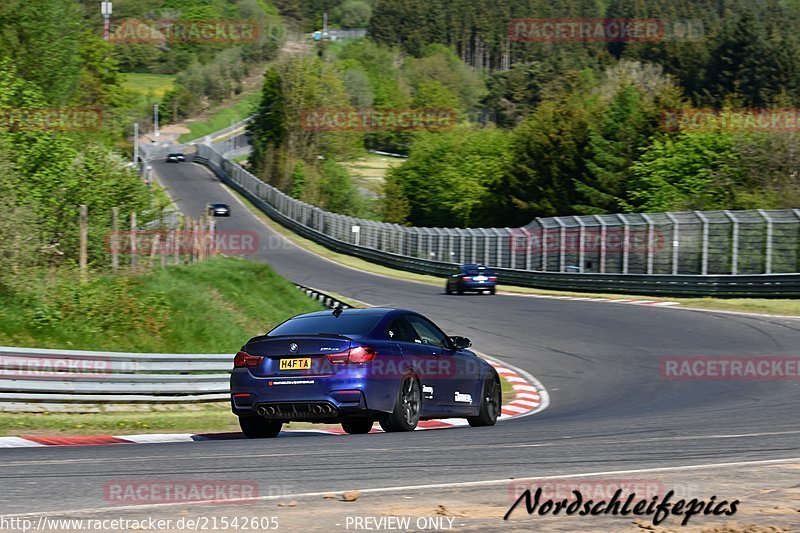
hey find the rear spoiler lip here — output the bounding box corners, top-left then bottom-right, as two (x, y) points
(245, 333), (355, 345)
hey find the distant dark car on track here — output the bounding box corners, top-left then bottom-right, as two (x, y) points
(446, 264), (497, 295)
(230, 308), (501, 438)
(165, 153), (185, 163)
(208, 203), (231, 217)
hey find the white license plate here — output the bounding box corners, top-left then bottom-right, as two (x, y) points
(474, 276), (487, 281)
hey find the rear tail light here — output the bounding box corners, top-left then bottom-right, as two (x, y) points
(489, 276), (497, 281)
(326, 346), (377, 364)
(462, 276), (472, 281)
(234, 351), (263, 368)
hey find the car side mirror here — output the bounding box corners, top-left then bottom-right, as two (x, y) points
(449, 336), (471, 349)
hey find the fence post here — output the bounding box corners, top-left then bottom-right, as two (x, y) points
(723, 210), (739, 275)
(695, 211), (709, 275)
(757, 209), (773, 274)
(793, 209), (800, 272)
(111, 207), (119, 272)
(209, 218), (217, 257)
(665, 212), (680, 275)
(641, 213), (655, 275)
(554, 217), (566, 272)
(617, 214), (630, 274)
(541, 225), (548, 271)
(576, 218), (586, 273)
(509, 228), (517, 269)
(79, 205), (88, 283)
(593, 215), (607, 273)
(150, 232), (160, 266)
(130, 211), (137, 272)
(174, 215), (182, 265)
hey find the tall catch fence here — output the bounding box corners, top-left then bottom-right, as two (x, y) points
(192, 142), (800, 297)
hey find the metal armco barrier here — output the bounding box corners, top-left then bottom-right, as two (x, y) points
(0, 346), (232, 410)
(195, 144), (800, 297)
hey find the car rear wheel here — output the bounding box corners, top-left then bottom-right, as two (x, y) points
(341, 418), (374, 434)
(489, 288), (496, 295)
(468, 373), (501, 427)
(239, 416), (282, 438)
(445, 284), (452, 295)
(379, 375), (420, 432)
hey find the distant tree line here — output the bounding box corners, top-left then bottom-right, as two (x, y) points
(251, 0), (800, 228)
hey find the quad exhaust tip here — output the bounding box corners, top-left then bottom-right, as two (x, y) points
(256, 403), (334, 417)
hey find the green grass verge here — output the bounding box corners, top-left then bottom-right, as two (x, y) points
(225, 184), (800, 318)
(122, 73), (176, 98)
(0, 257), (323, 353)
(179, 93), (259, 143)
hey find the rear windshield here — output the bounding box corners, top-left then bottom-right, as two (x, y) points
(268, 314), (383, 337)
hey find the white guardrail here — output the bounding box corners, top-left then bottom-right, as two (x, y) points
(0, 346), (231, 407)
(0, 286), (346, 410)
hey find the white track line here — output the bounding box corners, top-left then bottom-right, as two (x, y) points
(4, 457), (798, 518)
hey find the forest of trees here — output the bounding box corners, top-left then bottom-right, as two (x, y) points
(107, 0), (286, 120)
(0, 0), (294, 294)
(252, 0), (800, 228)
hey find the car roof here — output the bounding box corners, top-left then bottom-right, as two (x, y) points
(295, 307), (407, 318)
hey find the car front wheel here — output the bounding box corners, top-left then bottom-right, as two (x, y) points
(468, 373), (501, 427)
(239, 416), (282, 438)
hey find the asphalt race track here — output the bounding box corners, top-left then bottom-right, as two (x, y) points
(1, 159), (798, 518)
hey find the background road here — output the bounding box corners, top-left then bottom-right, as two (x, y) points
(1, 160), (798, 516)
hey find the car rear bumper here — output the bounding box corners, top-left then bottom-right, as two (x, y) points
(459, 281), (496, 290)
(230, 370), (393, 421)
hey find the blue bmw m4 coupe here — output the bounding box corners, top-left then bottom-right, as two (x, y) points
(230, 308), (501, 438)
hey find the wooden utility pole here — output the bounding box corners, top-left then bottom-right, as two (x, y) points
(79, 205), (88, 282)
(111, 207), (119, 272)
(130, 211), (137, 272)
